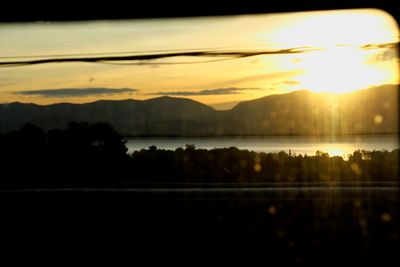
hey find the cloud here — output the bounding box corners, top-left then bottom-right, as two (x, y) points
(361, 43), (399, 63)
(0, 47), (316, 67)
(273, 80), (300, 86)
(215, 70), (303, 87)
(0, 81), (15, 87)
(371, 48), (398, 62)
(15, 88), (138, 97)
(282, 80), (300, 86)
(150, 87), (260, 96)
(361, 42), (398, 50)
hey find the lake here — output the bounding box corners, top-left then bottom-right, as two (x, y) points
(126, 134), (399, 156)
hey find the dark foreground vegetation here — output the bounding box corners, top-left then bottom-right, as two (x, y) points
(0, 122), (398, 265)
(0, 122), (398, 188)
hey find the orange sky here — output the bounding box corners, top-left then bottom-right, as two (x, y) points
(0, 8), (398, 109)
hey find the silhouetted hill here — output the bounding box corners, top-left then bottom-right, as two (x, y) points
(0, 96), (216, 136)
(0, 85), (397, 136)
(224, 86), (398, 135)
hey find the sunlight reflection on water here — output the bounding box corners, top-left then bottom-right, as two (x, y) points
(126, 134), (398, 157)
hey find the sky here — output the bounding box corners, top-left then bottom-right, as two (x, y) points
(0, 8), (398, 109)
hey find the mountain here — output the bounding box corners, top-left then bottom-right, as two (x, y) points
(0, 85), (397, 136)
(224, 85), (398, 135)
(0, 96), (216, 136)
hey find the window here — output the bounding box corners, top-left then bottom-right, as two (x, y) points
(0, 2), (399, 263)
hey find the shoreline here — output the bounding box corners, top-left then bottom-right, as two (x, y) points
(123, 133), (399, 139)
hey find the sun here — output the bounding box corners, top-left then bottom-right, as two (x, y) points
(295, 46), (392, 94)
(265, 8), (399, 94)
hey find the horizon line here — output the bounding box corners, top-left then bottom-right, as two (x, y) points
(2, 83), (398, 110)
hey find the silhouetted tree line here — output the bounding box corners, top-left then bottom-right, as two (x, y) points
(130, 145), (399, 185)
(0, 122), (398, 188)
(0, 122), (129, 188)
(0, 123), (398, 266)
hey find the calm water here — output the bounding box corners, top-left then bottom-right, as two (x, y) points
(126, 134), (399, 156)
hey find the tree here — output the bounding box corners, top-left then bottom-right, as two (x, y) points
(90, 122), (128, 159)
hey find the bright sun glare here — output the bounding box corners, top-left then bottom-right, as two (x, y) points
(296, 46), (393, 94)
(267, 9), (399, 94)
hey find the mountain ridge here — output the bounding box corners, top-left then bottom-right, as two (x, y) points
(0, 85), (397, 136)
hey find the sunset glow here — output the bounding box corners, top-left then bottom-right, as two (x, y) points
(0, 9), (398, 107)
(295, 46), (398, 94)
